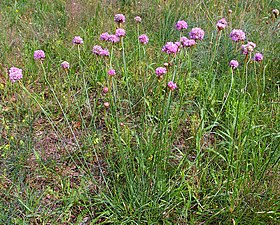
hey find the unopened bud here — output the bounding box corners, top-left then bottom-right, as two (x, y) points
(104, 102), (110, 108)
(272, 9), (279, 18)
(103, 87), (109, 93)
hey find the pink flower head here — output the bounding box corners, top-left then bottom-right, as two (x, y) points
(155, 67), (167, 77)
(100, 49), (109, 57)
(108, 34), (120, 43)
(253, 53), (263, 62)
(167, 81), (177, 91)
(34, 50), (45, 60)
(108, 69), (116, 76)
(175, 41), (181, 47)
(230, 29), (246, 42)
(180, 37), (196, 47)
(115, 28), (126, 37)
(9, 67), (23, 83)
(189, 27), (205, 40)
(162, 42), (179, 54)
(103, 87), (109, 93)
(175, 20), (188, 30)
(247, 41), (256, 49)
(216, 18), (228, 30)
(92, 45), (103, 55)
(92, 46), (109, 57)
(61, 61), (70, 69)
(100, 32), (110, 41)
(72, 36), (83, 45)
(241, 42), (256, 55)
(241, 44), (248, 55)
(134, 16), (142, 23)
(229, 60), (239, 69)
(180, 36), (188, 44)
(114, 14), (125, 23)
(139, 34), (149, 44)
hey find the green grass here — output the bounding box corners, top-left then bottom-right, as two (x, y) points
(0, 0), (279, 224)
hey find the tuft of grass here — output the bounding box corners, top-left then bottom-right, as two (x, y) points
(0, 0), (279, 224)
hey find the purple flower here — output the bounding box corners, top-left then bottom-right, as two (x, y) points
(61, 61), (70, 69)
(139, 34), (149, 44)
(108, 34), (120, 43)
(100, 49), (109, 57)
(180, 36), (188, 44)
(134, 16), (142, 23)
(100, 32), (110, 41)
(229, 60), (239, 69)
(92, 46), (109, 57)
(216, 18), (228, 30)
(253, 53), (263, 62)
(34, 50), (45, 60)
(9, 67), (23, 83)
(241, 42), (256, 55)
(72, 36), (83, 45)
(167, 81), (177, 91)
(162, 42), (179, 54)
(155, 67), (167, 77)
(114, 14), (125, 23)
(180, 37), (196, 47)
(230, 29), (246, 42)
(175, 20), (188, 30)
(241, 45), (249, 55)
(115, 28), (126, 37)
(247, 41), (256, 49)
(108, 69), (116, 76)
(92, 45), (103, 55)
(175, 41), (181, 47)
(189, 27), (205, 40)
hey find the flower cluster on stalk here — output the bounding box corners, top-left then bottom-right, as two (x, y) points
(8, 12), (265, 106)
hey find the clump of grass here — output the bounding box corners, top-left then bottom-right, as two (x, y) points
(0, 0), (279, 224)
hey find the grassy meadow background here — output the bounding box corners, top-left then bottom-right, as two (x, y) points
(0, 0), (279, 224)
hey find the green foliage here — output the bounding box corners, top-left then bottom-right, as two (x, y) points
(0, 0), (279, 224)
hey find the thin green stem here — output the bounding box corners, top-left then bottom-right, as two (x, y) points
(78, 45), (93, 116)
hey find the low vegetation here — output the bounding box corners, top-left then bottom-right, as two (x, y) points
(0, 0), (279, 224)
